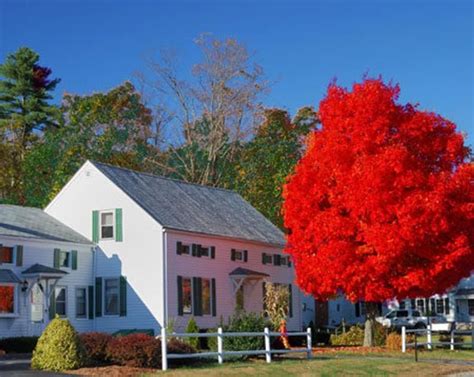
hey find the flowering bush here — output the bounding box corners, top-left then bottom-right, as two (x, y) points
(106, 333), (160, 368)
(79, 332), (113, 365)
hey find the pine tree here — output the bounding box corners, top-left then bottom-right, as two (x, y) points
(0, 47), (60, 203)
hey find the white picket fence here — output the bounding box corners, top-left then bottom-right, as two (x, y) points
(402, 324), (474, 352)
(160, 327), (312, 371)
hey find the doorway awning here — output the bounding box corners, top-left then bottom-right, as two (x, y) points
(0, 269), (22, 283)
(229, 267), (269, 294)
(22, 264), (68, 279)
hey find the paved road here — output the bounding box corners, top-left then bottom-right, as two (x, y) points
(0, 357), (72, 376)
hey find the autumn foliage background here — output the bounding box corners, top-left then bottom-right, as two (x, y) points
(283, 78), (473, 304)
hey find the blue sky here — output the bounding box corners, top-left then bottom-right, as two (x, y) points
(1, 0), (473, 146)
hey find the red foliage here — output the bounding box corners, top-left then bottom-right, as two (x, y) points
(106, 334), (161, 368)
(79, 332), (113, 364)
(0, 286), (14, 313)
(283, 78), (473, 303)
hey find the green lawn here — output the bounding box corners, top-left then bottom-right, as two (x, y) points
(147, 356), (474, 376)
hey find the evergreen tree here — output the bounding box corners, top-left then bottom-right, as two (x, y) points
(0, 47), (60, 204)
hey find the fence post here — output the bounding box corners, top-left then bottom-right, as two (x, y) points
(306, 327), (313, 359)
(401, 326), (406, 353)
(264, 327), (271, 363)
(427, 324), (432, 350)
(450, 330), (455, 351)
(161, 327), (168, 371)
(217, 327), (224, 364)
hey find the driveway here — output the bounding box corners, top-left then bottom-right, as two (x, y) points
(0, 355), (72, 376)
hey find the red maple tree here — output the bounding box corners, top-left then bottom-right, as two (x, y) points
(283, 79), (473, 312)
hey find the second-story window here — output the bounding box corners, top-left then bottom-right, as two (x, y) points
(59, 251), (70, 268)
(100, 211), (114, 240)
(0, 246), (14, 264)
(104, 278), (119, 315)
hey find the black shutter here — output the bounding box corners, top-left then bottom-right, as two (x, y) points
(177, 242), (182, 255)
(211, 278), (217, 317)
(262, 253), (266, 264)
(355, 302), (360, 317)
(231, 249), (236, 261)
(197, 245), (202, 258)
(273, 254), (281, 266)
(95, 277), (102, 317)
(177, 276), (183, 316)
(88, 285), (94, 319)
(288, 284), (293, 318)
(211, 246), (216, 259)
(119, 276), (127, 317)
(71, 250), (78, 270)
(243, 250), (248, 262)
(288, 257), (292, 268)
(192, 244), (198, 257)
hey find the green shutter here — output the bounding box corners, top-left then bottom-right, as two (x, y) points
(231, 249), (236, 261)
(53, 249), (60, 268)
(288, 284), (293, 318)
(210, 246), (215, 259)
(192, 244), (198, 257)
(49, 289), (56, 320)
(262, 253), (266, 264)
(71, 250), (78, 270)
(119, 276), (127, 316)
(211, 278), (217, 317)
(177, 242), (182, 255)
(16, 245), (23, 266)
(115, 208), (123, 242)
(197, 245), (202, 258)
(95, 277), (102, 317)
(243, 250), (248, 262)
(193, 277), (202, 316)
(88, 285), (94, 319)
(92, 211), (99, 243)
(177, 276), (183, 316)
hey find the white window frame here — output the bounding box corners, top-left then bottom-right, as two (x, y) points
(55, 286), (67, 317)
(233, 249), (245, 263)
(103, 277), (120, 316)
(59, 250), (71, 269)
(181, 277), (193, 315)
(263, 253), (273, 264)
(99, 210), (115, 240)
(75, 287), (88, 320)
(0, 245), (15, 265)
(0, 283), (18, 317)
(180, 243), (192, 257)
(199, 245), (211, 259)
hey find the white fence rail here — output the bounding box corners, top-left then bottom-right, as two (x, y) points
(402, 324), (474, 353)
(160, 327), (312, 371)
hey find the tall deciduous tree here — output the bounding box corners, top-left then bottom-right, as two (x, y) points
(23, 82), (153, 207)
(235, 107), (318, 228)
(141, 34), (268, 186)
(283, 78), (473, 346)
(0, 47), (60, 203)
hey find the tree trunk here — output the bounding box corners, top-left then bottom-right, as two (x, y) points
(363, 302), (379, 347)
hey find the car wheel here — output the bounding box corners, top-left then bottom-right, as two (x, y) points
(414, 322), (426, 329)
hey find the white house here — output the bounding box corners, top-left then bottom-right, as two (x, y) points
(0, 205), (94, 338)
(43, 160), (302, 334)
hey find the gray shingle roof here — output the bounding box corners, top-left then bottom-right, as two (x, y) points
(22, 264), (68, 275)
(0, 269), (21, 283)
(0, 205), (92, 245)
(92, 161), (286, 246)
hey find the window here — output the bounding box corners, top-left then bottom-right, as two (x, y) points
(468, 300), (474, 316)
(435, 298), (447, 315)
(104, 278), (119, 315)
(59, 251), (70, 268)
(75, 288), (87, 319)
(202, 279), (211, 315)
(181, 277), (192, 314)
(234, 250), (243, 261)
(280, 256), (289, 266)
(0, 246), (14, 264)
(262, 253), (273, 264)
(399, 301), (406, 310)
(413, 310), (421, 317)
(55, 287), (67, 317)
(360, 301), (367, 316)
(0, 285), (16, 315)
(416, 299), (425, 314)
(100, 211), (114, 239)
(397, 310), (409, 318)
(181, 244), (191, 256)
(200, 247), (210, 258)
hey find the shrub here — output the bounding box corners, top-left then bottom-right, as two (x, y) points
(79, 332), (113, 365)
(385, 332), (402, 351)
(167, 338), (196, 354)
(374, 322), (387, 347)
(330, 326), (364, 346)
(31, 317), (85, 371)
(185, 317), (200, 350)
(106, 333), (161, 368)
(0, 336), (38, 353)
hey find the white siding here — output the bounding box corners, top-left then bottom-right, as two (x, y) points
(0, 236), (93, 338)
(166, 230), (302, 331)
(45, 161), (165, 335)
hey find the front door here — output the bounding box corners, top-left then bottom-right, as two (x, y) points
(315, 300), (329, 327)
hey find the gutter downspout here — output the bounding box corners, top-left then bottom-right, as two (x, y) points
(162, 229), (168, 331)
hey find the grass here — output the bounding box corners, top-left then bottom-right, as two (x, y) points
(145, 356), (474, 376)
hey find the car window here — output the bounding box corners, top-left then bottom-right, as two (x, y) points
(412, 310), (421, 317)
(397, 310), (409, 317)
(386, 311), (396, 319)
